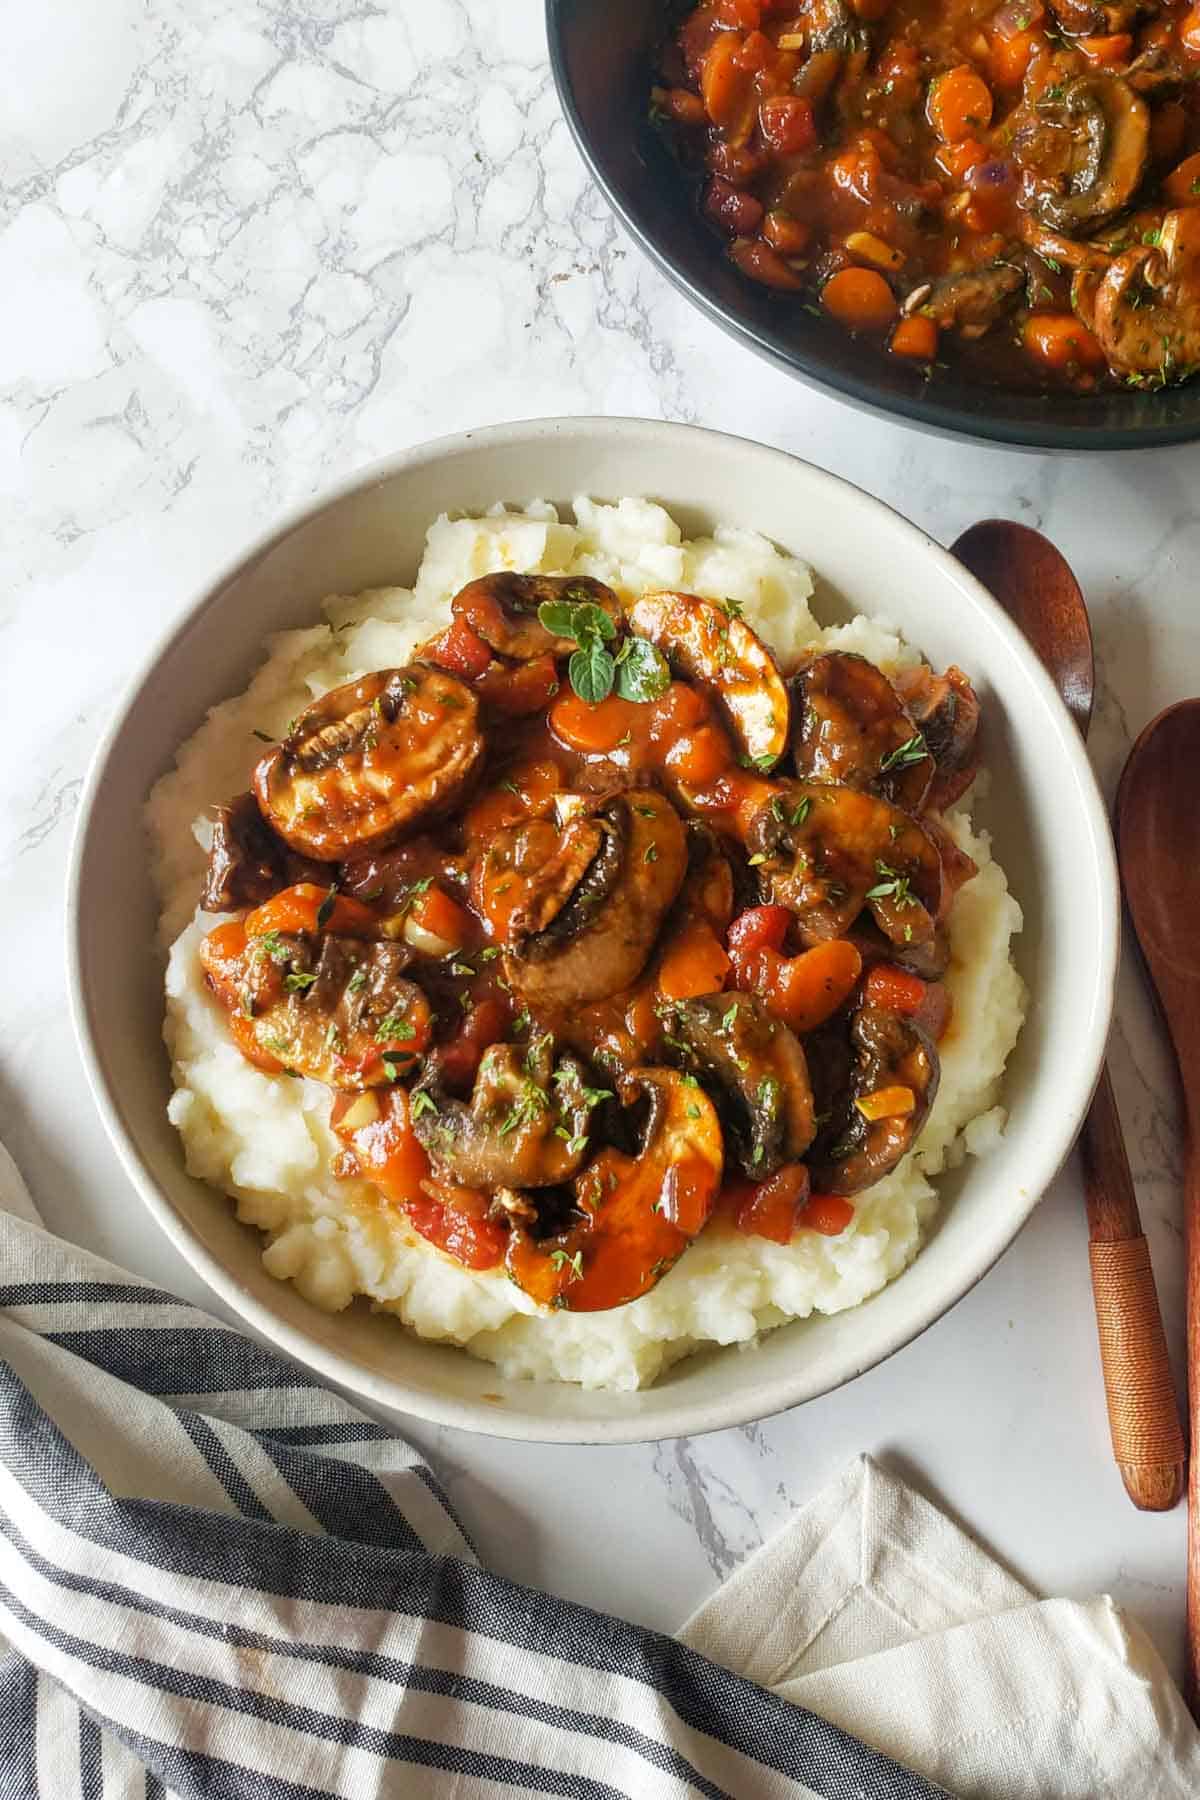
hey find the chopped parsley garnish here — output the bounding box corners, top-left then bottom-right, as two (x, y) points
(878, 733), (928, 773)
(738, 751), (777, 773)
(549, 1248), (584, 1282)
(375, 1013), (415, 1042)
(478, 946), (501, 962)
(644, 842), (658, 864)
(254, 931), (291, 966)
(866, 860), (915, 906)
(347, 970), (368, 995)
(316, 883), (339, 930)
(410, 1091), (439, 1119)
(451, 961), (474, 977)
(285, 970), (317, 991)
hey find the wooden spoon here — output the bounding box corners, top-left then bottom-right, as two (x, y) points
(1118, 700), (1200, 1699)
(953, 520), (1184, 1513)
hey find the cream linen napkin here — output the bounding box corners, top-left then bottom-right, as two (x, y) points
(682, 1453), (1200, 1798)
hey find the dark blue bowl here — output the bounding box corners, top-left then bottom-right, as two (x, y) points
(546, 0), (1200, 451)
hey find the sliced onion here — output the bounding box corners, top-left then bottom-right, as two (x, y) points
(403, 916), (458, 958)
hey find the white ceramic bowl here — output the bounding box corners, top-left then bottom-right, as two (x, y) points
(68, 418), (1118, 1443)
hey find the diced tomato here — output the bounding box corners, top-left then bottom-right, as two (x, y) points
(727, 904), (792, 968)
(407, 1181), (508, 1271)
(428, 618), (493, 681)
(863, 962), (928, 1015)
(437, 996), (512, 1088)
(796, 1193), (855, 1235)
(863, 963), (952, 1040)
(758, 95), (817, 154)
(332, 1091), (506, 1270)
(731, 1163), (811, 1242)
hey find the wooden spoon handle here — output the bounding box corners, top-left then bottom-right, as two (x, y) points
(1079, 1066), (1185, 1512)
(1187, 1133), (1200, 1710)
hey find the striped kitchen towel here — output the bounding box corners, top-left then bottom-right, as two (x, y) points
(0, 1172), (948, 1799)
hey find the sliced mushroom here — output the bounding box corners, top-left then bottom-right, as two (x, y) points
(890, 664), (981, 809)
(807, 1003), (940, 1194)
(1046, 0), (1138, 34)
(201, 791), (325, 912)
(1016, 74), (1149, 235)
(1126, 42), (1191, 99)
(505, 1067), (724, 1311)
(254, 666), (485, 860)
(921, 265), (1024, 339)
(450, 573), (621, 662)
(746, 780), (943, 949)
(199, 924), (430, 1089)
(1091, 208), (1200, 377)
(488, 790), (688, 1011)
(410, 1036), (595, 1189)
(1018, 215), (1111, 273)
(666, 992), (816, 1177)
(626, 590), (790, 769)
(791, 652), (934, 812)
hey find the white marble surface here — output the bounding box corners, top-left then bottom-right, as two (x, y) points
(2, 0), (1194, 1683)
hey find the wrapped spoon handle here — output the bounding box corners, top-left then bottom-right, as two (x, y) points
(1079, 1068), (1185, 1512)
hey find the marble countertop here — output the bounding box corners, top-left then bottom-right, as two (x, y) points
(2, 0), (1194, 1682)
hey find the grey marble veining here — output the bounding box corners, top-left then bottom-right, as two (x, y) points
(2, 0), (1194, 1681)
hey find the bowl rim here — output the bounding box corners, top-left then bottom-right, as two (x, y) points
(543, 0), (1200, 454)
(67, 415), (1120, 1441)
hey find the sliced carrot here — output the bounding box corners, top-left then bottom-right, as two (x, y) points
(550, 689), (640, 753)
(245, 883), (379, 940)
(927, 65), (994, 143)
(1151, 101), (1188, 165)
(890, 314), (939, 361)
(1181, 3), (1200, 55)
(1022, 312), (1106, 372)
(663, 723), (733, 785)
(1165, 150), (1200, 206)
(701, 32), (759, 138)
(657, 918), (733, 1001)
(934, 136), (989, 183)
(989, 27), (1042, 87)
(821, 266), (898, 331)
(1077, 31), (1132, 63)
(716, 0), (763, 23)
(408, 883), (473, 953)
(760, 938), (863, 1034)
(796, 1194), (855, 1236)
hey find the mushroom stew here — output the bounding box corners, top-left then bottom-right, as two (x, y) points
(197, 576), (979, 1313)
(654, 0), (1200, 392)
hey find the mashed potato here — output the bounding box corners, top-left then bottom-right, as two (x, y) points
(147, 499), (1026, 1391)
